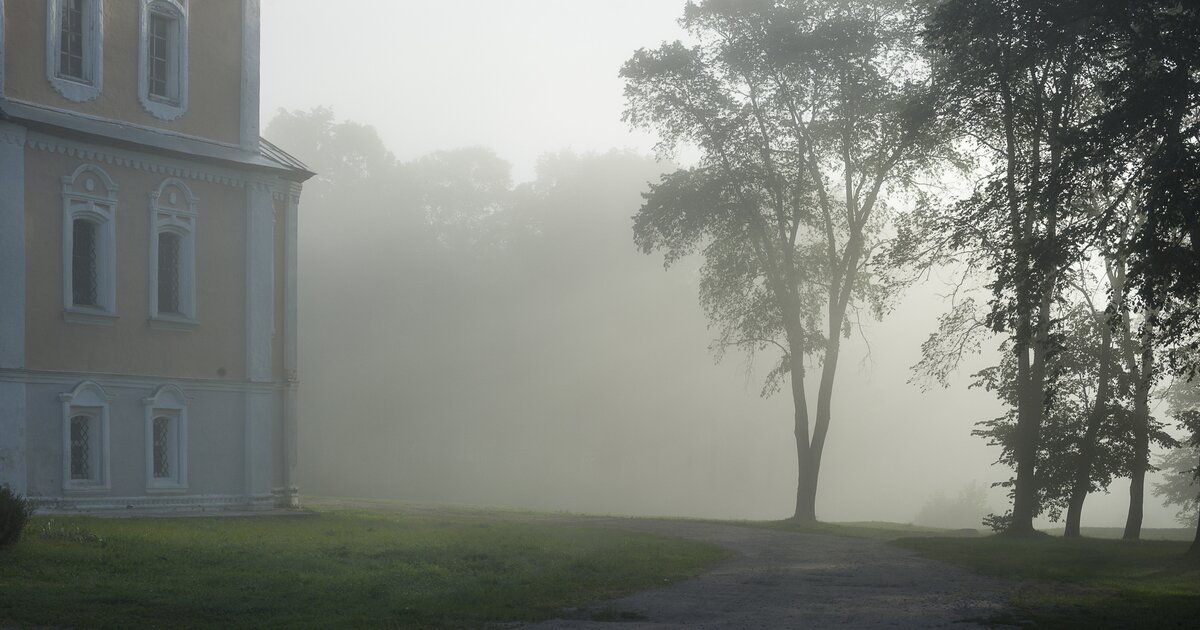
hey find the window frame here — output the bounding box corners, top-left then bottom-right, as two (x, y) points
(147, 177), (197, 329)
(137, 0), (188, 120)
(45, 0), (103, 102)
(143, 384), (189, 491)
(60, 380), (113, 492)
(62, 164), (118, 325)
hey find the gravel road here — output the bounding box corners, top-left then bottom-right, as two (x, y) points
(523, 518), (1013, 629)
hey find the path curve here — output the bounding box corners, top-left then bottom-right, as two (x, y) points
(523, 518), (1012, 629)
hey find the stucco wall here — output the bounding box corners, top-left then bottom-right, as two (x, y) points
(3, 0), (244, 145)
(23, 145), (248, 379)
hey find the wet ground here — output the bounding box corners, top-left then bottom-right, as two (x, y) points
(522, 517), (1013, 629)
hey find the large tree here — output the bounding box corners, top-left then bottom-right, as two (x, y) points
(921, 0), (1107, 535)
(622, 0), (947, 522)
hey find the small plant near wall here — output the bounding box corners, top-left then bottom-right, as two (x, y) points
(0, 485), (33, 550)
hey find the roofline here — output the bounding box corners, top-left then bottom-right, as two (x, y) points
(0, 98), (315, 182)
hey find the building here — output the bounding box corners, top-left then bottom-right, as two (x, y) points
(0, 0), (313, 512)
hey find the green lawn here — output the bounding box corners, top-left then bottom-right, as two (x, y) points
(0, 509), (727, 629)
(895, 534), (1200, 628)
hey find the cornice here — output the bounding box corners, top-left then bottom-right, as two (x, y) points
(25, 132), (248, 188)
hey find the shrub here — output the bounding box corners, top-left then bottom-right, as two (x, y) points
(0, 484), (33, 550)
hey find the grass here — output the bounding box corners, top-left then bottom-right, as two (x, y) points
(0, 509), (728, 629)
(895, 534), (1200, 628)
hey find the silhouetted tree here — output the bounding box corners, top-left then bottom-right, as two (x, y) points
(622, 0), (950, 522)
(922, 0), (1108, 535)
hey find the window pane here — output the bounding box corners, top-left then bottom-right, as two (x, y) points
(70, 415), (91, 480)
(59, 0), (85, 79)
(72, 219), (98, 307)
(149, 14), (172, 98)
(153, 417), (171, 479)
(158, 232), (181, 314)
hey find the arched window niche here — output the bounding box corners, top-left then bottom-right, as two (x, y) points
(59, 380), (113, 491)
(147, 177), (197, 330)
(61, 164), (118, 325)
(143, 384), (190, 491)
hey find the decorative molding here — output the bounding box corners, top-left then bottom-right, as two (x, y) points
(60, 380), (114, 493)
(143, 384), (190, 492)
(62, 163), (118, 317)
(137, 0), (188, 121)
(148, 177), (198, 322)
(45, 0), (104, 103)
(25, 132), (248, 188)
(28, 493), (270, 513)
(0, 368), (291, 394)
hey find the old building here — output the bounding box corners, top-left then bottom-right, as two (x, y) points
(0, 0), (313, 511)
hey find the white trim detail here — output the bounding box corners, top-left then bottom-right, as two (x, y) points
(29, 492), (275, 513)
(0, 122), (26, 369)
(62, 163), (118, 324)
(0, 0), (8, 94)
(59, 380), (114, 492)
(143, 384), (190, 491)
(147, 177), (198, 326)
(45, 0), (104, 103)
(240, 0), (261, 152)
(25, 130), (248, 188)
(137, 0), (188, 121)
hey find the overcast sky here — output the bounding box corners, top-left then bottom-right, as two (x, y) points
(261, 0), (686, 181)
(257, 1), (1181, 528)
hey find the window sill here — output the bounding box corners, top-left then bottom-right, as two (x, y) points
(48, 74), (101, 103)
(63, 484), (111, 494)
(63, 308), (118, 326)
(146, 484), (188, 494)
(148, 315), (198, 331)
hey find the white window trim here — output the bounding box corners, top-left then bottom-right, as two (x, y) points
(143, 384), (190, 492)
(45, 0), (104, 103)
(137, 0), (188, 121)
(60, 380), (113, 492)
(62, 164), (118, 325)
(148, 177), (197, 329)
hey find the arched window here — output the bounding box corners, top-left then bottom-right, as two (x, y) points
(59, 380), (113, 491)
(143, 384), (190, 490)
(62, 164), (117, 324)
(46, 0), (103, 102)
(148, 177), (196, 328)
(137, 0), (187, 120)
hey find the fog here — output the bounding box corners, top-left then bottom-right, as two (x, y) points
(260, 1), (1179, 528)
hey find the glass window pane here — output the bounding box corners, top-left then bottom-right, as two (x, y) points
(158, 232), (181, 314)
(72, 219), (98, 307)
(153, 417), (171, 478)
(70, 415), (91, 480)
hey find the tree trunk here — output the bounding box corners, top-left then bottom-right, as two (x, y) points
(788, 335), (816, 524)
(1123, 301), (1155, 541)
(1188, 508), (1200, 562)
(1064, 317), (1115, 538)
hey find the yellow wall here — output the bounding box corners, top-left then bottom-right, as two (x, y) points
(23, 146), (249, 379)
(4, 0), (244, 146)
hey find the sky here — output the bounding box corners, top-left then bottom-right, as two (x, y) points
(261, 0), (686, 182)
(257, 0), (1182, 528)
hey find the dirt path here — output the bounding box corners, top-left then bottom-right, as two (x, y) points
(522, 517), (1013, 629)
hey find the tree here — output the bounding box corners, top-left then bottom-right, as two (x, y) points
(921, 0), (1108, 535)
(622, 0), (948, 522)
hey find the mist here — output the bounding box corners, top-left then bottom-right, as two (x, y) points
(260, 2), (1183, 528)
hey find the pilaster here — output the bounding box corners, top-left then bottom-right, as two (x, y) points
(243, 180), (274, 502)
(240, 0), (261, 152)
(0, 121), (26, 493)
